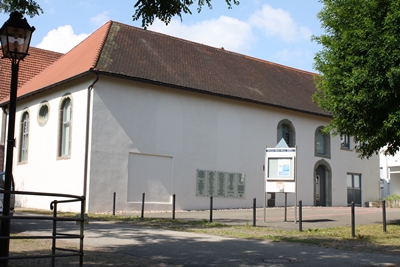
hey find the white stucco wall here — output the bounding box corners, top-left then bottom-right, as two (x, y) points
(11, 77), (92, 212)
(9, 74), (380, 213)
(87, 76), (380, 212)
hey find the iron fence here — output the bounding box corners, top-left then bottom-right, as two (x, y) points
(0, 190), (85, 267)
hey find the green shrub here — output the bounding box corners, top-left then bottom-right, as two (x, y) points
(385, 194), (400, 201)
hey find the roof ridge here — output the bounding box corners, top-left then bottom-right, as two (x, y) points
(110, 21), (317, 76)
(93, 20), (113, 69)
(55, 20), (112, 69)
(12, 20), (112, 100)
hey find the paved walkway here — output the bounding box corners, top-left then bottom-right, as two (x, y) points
(5, 207), (400, 266)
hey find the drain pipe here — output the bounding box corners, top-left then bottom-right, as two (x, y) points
(83, 69), (99, 213)
(0, 107), (8, 171)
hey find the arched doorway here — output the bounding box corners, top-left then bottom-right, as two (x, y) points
(314, 160), (332, 206)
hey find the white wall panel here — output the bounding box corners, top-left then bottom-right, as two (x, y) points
(128, 152), (172, 203)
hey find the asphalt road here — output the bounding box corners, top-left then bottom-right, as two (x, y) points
(8, 207), (400, 266)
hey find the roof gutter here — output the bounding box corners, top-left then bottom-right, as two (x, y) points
(0, 72), (91, 107)
(83, 69), (100, 213)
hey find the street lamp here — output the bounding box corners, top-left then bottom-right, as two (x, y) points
(0, 11), (34, 266)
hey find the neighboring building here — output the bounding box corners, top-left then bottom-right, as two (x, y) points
(380, 150), (400, 198)
(0, 21), (379, 213)
(0, 48), (63, 170)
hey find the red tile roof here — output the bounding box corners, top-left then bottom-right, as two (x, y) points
(14, 21), (111, 99)
(0, 47), (62, 100)
(7, 21), (329, 117)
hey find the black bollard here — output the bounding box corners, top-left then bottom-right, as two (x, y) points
(141, 193), (145, 219)
(253, 198), (256, 227)
(112, 192), (116, 216)
(172, 194), (176, 220)
(210, 196), (213, 223)
(299, 200), (302, 232)
(351, 201), (355, 238)
(382, 200), (387, 233)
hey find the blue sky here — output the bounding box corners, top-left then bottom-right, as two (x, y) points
(0, 0), (325, 72)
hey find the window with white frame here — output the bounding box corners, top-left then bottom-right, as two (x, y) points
(59, 97), (72, 157)
(19, 111), (29, 162)
(341, 134), (350, 149)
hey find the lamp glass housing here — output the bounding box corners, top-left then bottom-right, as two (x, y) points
(0, 11), (35, 60)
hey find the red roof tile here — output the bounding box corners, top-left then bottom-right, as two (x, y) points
(14, 20), (112, 99)
(0, 47), (62, 101)
(7, 21), (329, 117)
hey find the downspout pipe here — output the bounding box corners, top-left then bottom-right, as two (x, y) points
(83, 69), (99, 213)
(1, 107), (8, 171)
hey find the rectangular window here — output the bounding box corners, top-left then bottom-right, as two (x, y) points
(316, 133), (325, 154)
(347, 173), (361, 206)
(341, 134), (350, 149)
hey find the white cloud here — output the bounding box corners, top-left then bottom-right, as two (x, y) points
(90, 12), (109, 27)
(36, 25), (89, 53)
(148, 16), (255, 54)
(249, 5), (311, 43)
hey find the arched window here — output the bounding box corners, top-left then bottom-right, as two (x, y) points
(315, 127), (330, 158)
(19, 110), (29, 162)
(277, 119), (296, 147)
(59, 96), (72, 157)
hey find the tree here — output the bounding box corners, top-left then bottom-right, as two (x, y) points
(0, 0), (42, 17)
(133, 0), (239, 28)
(312, 0), (400, 158)
(0, 0), (239, 27)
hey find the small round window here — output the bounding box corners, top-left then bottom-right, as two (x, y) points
(37, 102), (50, 126)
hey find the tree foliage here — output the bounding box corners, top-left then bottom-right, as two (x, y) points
(313, 0), (400, 158)
(0, 0), (43, 17)
(0, 0), (239, 28)
(133, 0), (239, 28)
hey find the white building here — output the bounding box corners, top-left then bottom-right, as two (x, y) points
(380, 151), (400, 198)
(0, 21), (380, 213)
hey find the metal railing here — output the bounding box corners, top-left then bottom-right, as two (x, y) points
(0, 190), (85, 267)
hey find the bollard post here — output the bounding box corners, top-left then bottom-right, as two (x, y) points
(172, 194), (176, 220)
(141, 193), (145, 219)
(51, 201), (58, 267)
(351, 201), (355, 238)
(284, 193), (287, 222)
(382, 200), (387, 233)
(253, 198), (256, 227)
(112, 192), (116, 216)
(210, 196), (213, 223)
(299, 200), (302, 232)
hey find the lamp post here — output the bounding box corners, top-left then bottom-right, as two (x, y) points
(0, 11), (34, 266)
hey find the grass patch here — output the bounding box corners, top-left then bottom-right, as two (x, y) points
(189, 223), (400, 255)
